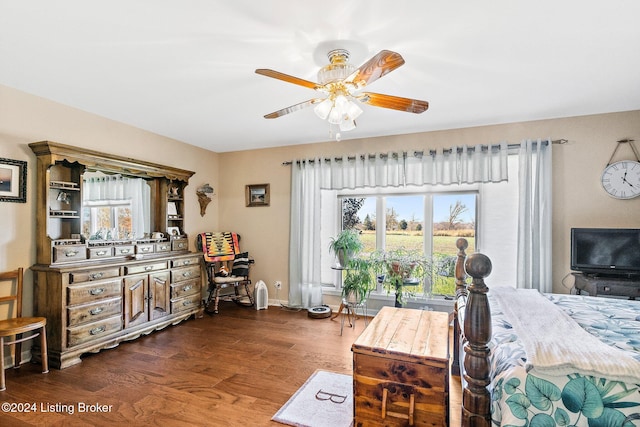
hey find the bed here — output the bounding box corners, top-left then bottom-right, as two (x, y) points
(451, 238), (640, 426)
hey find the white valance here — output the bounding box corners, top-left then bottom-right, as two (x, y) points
(293, 142), (509, 191)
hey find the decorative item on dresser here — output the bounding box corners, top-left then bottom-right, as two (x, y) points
(352, 306), (450, 426)
(29, 141), (201, 369)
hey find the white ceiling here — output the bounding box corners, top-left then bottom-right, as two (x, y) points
(2, 1), (640, 153)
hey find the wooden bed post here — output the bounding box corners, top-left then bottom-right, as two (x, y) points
(462, 252), (492, 427)
(452, 238), (468, 376)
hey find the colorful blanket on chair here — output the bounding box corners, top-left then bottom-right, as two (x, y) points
(199, 232), (240, 262)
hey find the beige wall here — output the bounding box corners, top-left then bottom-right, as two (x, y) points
(2, 83), (640, 317)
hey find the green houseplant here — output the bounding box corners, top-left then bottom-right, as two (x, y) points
(329, 229), (364, 268)
(370, 248), (430, 307)
(341, 258), (373, 304)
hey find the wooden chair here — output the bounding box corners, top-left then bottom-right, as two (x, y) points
(0, 268), (48, 391)
(197, 232), (255, 314)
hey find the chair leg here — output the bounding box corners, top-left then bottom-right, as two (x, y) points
(40, 327), (49, 374)
(14, 334), (22, 369)
(0, 337), (5, 391)
(244, 282), (254, 306)
(213, 287), (221, 314)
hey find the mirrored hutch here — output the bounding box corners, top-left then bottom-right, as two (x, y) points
(30, 141), (202, 368)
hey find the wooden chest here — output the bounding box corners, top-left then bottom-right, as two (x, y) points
(352, 307), (449, 427)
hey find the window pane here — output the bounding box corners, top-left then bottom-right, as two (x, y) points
(341, 197), (376, 256)
(432, 193), (476, 296)
(385, 195), (424, 254)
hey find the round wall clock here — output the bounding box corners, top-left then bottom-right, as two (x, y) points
(601, 160), (640, 199)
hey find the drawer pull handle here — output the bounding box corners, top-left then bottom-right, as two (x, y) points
(89, 307), (104, 315)
(120, 249), (131, 254)
(182, 271), (192, 278)
(96, 250), (107, 256)
(177, 243), (186, 249)
(159, 245), (168, 250)
(65, 250), (79, 257)
(89, 288), (105, 296)
(140, 247), (151, 252)
(183, 300), (193, 306)
(182, 285), (192, 292)
(90, 326), (106, 335)
(89, 272), (104, 280)
(144, 266), (153, 271)
(381, 386), (415, 426)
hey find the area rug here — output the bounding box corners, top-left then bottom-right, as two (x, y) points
(272, 370), (353, 427)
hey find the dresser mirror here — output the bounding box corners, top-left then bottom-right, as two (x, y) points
(81, 170), (151, 241)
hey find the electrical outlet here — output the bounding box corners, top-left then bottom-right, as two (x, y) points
(274, 280), (282, 290)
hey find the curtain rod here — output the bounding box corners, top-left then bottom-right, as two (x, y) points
(281, 138), (568, 166)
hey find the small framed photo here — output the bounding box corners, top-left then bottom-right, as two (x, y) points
(245, 183), (270, 207)
(0, 158), (27, 203)
(167, 226), (181, 237)
(167, 201), (178, 216)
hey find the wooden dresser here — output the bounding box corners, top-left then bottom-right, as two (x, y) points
(352, 307), (449, 427)
(29, 141), (202, 369)
(32, 252), (202, 369)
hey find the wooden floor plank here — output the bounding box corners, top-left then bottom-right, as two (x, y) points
(0, 302), (461, 426)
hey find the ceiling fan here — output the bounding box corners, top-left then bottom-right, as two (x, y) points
(255, 49), (429, 139)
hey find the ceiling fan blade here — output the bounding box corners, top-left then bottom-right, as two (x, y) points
(345, 50), (405, 89)
(263, 99), (321, 119)
(255, 69), (322, 91)
(357, 92), (429, 114)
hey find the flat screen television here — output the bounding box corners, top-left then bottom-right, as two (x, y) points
(571, 228), (640, 277)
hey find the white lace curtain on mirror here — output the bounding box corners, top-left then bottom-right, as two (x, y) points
(288, 142), (509, 308)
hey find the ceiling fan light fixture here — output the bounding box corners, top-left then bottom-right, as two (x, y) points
(313, 98), (332, 120)
(339, 119), (356, 132)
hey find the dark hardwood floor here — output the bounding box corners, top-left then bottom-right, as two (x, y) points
(1, 302), (461, 426)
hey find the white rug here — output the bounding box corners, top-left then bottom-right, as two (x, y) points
(272, 370), (354, 427)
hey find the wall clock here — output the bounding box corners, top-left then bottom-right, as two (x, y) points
(601, 139), (640, 199)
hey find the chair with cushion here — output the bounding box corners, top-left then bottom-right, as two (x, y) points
(197, 232), (255, 314)
(0, 268), (49, 391)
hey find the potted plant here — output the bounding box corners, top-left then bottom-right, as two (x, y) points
(370, 248), (430, 307)
(329, 229), (364, 268)
(341, 258), (373, 304)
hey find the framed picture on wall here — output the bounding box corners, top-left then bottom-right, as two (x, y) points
(0, 158), (27, 203)
(245, 183), (270, 207)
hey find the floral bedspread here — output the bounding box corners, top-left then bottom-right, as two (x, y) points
(488, 292), (640, 426)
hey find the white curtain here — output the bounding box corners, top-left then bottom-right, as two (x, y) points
(516, 139), (553, 292)
(288, 143), (509, 307)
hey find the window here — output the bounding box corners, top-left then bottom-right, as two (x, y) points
(327, 189), (477, 298)
(82, 200), (133, 240)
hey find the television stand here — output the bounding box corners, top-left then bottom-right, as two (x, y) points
(572, 273), (640, 300)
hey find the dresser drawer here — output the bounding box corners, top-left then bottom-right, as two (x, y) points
(171, 265), (200, 283)
(113, 245), (135, 257)
(88, 246), (114, 260)
(170, 278), (200, 299)
(136, 243), (155, 255)
(171, 294), (201, 314)
(67, 315), (122, 347)
(171, 238), (189, 251)
(155, 242), (172, 253)
(52, 244), (87, 263)
(171, 256), (200, 268)
(67, 297), (122, 327)
(67, 278), (122, 305)
(70, 266), (121, 283)
(125, 261), (168, 275)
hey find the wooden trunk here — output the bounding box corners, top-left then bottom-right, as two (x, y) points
(352, 307), (450, 427)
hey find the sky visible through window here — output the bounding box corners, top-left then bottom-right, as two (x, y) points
(358, 193), (475, 224)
